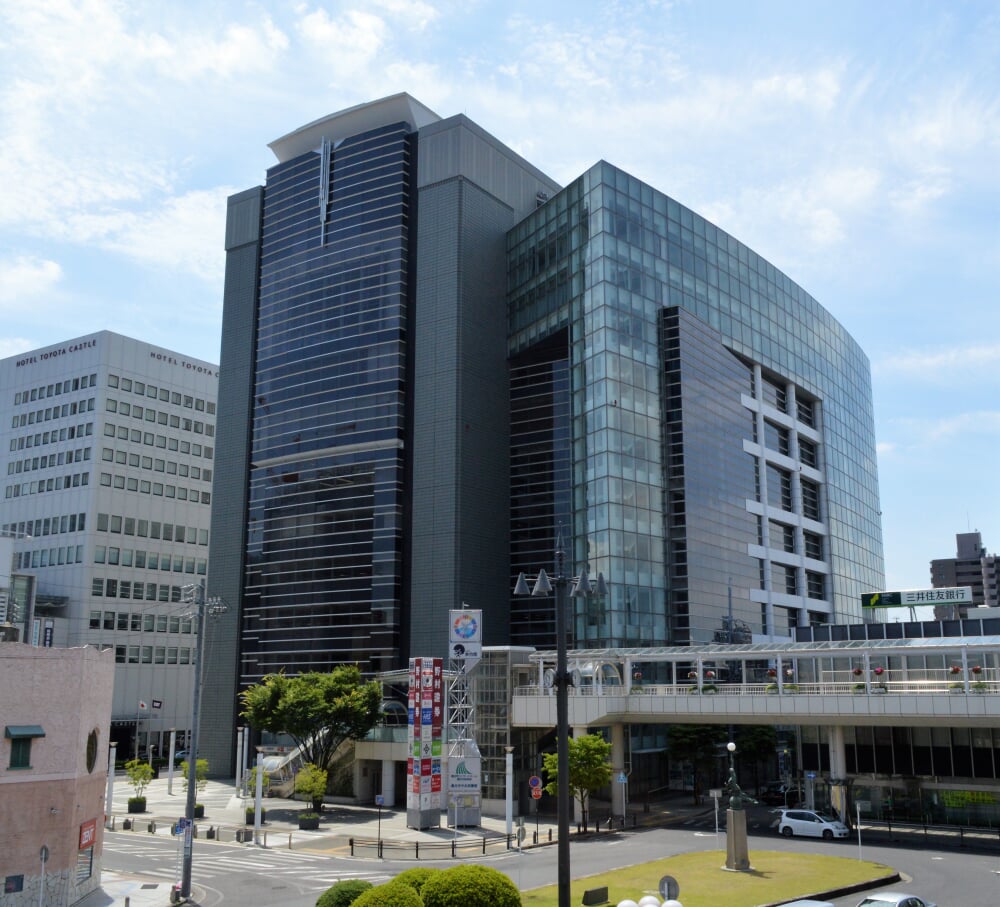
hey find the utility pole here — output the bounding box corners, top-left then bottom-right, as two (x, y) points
(178, 581), (226, 902)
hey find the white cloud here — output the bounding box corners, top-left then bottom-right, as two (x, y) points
(888, 411), (1000, 444)
(370, 0), (440, 31)
(96, 188), (232, 282)
(875, 344), (1000, 377)
(295, 6), (387, 68)
(0, 337), (41, 361)
(0, 255), (63, 304)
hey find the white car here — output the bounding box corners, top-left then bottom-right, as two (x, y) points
(776, 808), (849, 839)
(856, 895), (936, 907)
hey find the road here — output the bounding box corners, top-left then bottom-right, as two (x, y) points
(102, 818), (1000, 907)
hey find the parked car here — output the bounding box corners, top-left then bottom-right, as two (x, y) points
(782, 901), (835, 907)
(761, 781), (801, 805)
(173, 749), (198, 764)
(774, 808), (849, 839)
(856, 895), (936, 907)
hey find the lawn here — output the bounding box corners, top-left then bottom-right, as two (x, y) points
(520, 849), (898, 907)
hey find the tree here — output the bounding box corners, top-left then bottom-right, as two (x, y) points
(542, 732), (613, 824)
(181, 758), (209, 800)
(666, 724), (728, 805)
(124, 758), (154, 799)
(734, 725), (777, 794)
(295, 763), (329, 812)
(241, 667), (382, 770)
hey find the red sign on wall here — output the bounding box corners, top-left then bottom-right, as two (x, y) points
(79, 818), (98, 849)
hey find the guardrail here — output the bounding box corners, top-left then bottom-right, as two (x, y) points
(514, 681), (997, 697)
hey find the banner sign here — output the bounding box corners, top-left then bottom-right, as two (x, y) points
(862, 586), (972, 608)
(449, 609), (482, 669)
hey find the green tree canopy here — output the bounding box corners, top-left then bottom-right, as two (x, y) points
(542, 732), (613, 817)
(241, 667), (382, 770)
(666, 724), (728, 805)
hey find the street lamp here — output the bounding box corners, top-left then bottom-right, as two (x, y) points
(179, 582), (226, 901)
(514, 545), (607, 907)
(505, 745), (514, 842)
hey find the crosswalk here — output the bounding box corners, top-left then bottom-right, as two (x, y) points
(107, 837), (390, 889)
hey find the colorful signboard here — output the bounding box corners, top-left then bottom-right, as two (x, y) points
(406, 657), (443, 815)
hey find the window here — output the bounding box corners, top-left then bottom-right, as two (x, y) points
(802, 480), (821, 521)
(5, 725), (45, 769)
(799, 436), (817, 468)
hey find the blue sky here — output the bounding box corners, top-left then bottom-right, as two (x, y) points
(1, 1), (998, 598)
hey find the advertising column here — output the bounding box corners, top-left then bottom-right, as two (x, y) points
(406, 657), (443, 829)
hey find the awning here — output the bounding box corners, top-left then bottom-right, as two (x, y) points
(5, 725), (45, 739)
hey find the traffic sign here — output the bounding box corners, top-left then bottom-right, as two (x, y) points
(531, 787), (543, 800)
(528, 775), (542, 788)
(617, 772), (628, 784)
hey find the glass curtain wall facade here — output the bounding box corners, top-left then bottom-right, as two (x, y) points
(241, 122), (413, 680)
(508, 161), (884, 648)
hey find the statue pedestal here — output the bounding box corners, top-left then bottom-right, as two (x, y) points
(724, 808), (752, 872)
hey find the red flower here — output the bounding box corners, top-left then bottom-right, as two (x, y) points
(972, 665), (983, 675)
(852, 668), (863, 676)
(768, 668), (777, 677)
(687, 671), (697, 679)
(873, 666), (884, 676)
(705, 670), (715, 679)
(950, 666), (962, 674)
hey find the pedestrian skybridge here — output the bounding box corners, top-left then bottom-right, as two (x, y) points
(510, 636), (1000, 730)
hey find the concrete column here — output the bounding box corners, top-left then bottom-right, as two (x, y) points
(381, 758), (396, 807)
(571, 727), (584, 824)
(610, 723), (626, 819)
(828, 725), (848, 822)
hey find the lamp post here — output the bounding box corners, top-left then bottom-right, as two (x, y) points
(505, 745), (514, 843)
(515, 545), (607, 907)
(179, 582), (226, 901)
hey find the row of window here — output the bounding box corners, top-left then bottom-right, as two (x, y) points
(97, 471), (211, 504)
(10, 421), (94, 451)
(107, 373), (215, 415)
(89, 607), (194, 632)
(10, 395), (96, 428)
(2, 513), (86, 538)
(760, 419), (818, 467)
(5, 471), (90, 498)
(115, 645), (194, 665)
(93, 546), (208, 574)
(764, 562), (827, 599)
(95, 514), (208, 544)
(14, 544), (85, 569)
(764, 520), (825, 560)
(101, 447), (212, 481)
(103, 421), (215, 453)
(106, 397), (215, 432)
(104, 416), (214, 441)
(8, 444), (91, 475)
(13, 373), (98, 405)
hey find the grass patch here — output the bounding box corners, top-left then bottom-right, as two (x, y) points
(520, 849), (897, 907)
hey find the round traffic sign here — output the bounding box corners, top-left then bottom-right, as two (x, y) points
(39, 845), (49, 864)
(531, 787), (543, 799)
(528, 775), (542, 788)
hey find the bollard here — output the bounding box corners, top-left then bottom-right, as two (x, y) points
(147, 821), (156, 834)
(482, 836), (487, 854)
(349, 837), (355, 856)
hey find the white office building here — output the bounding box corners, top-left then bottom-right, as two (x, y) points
(1, 331), (218, 760)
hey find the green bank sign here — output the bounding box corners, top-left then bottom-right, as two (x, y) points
(861, 586), (973, 608)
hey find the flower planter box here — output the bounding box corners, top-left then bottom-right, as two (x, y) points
(127, 798), (146, 814)
(298, 814), (321, 830)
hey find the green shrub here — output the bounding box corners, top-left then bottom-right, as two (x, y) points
(316, 879), (374, 907)
(393, 868), (441, 894)
(352, 881), (423, 907)
(421, 865), (521, 907)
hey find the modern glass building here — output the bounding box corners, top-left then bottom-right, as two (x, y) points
(201, 95), (884, 770)
(508, 162), (883, 651)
